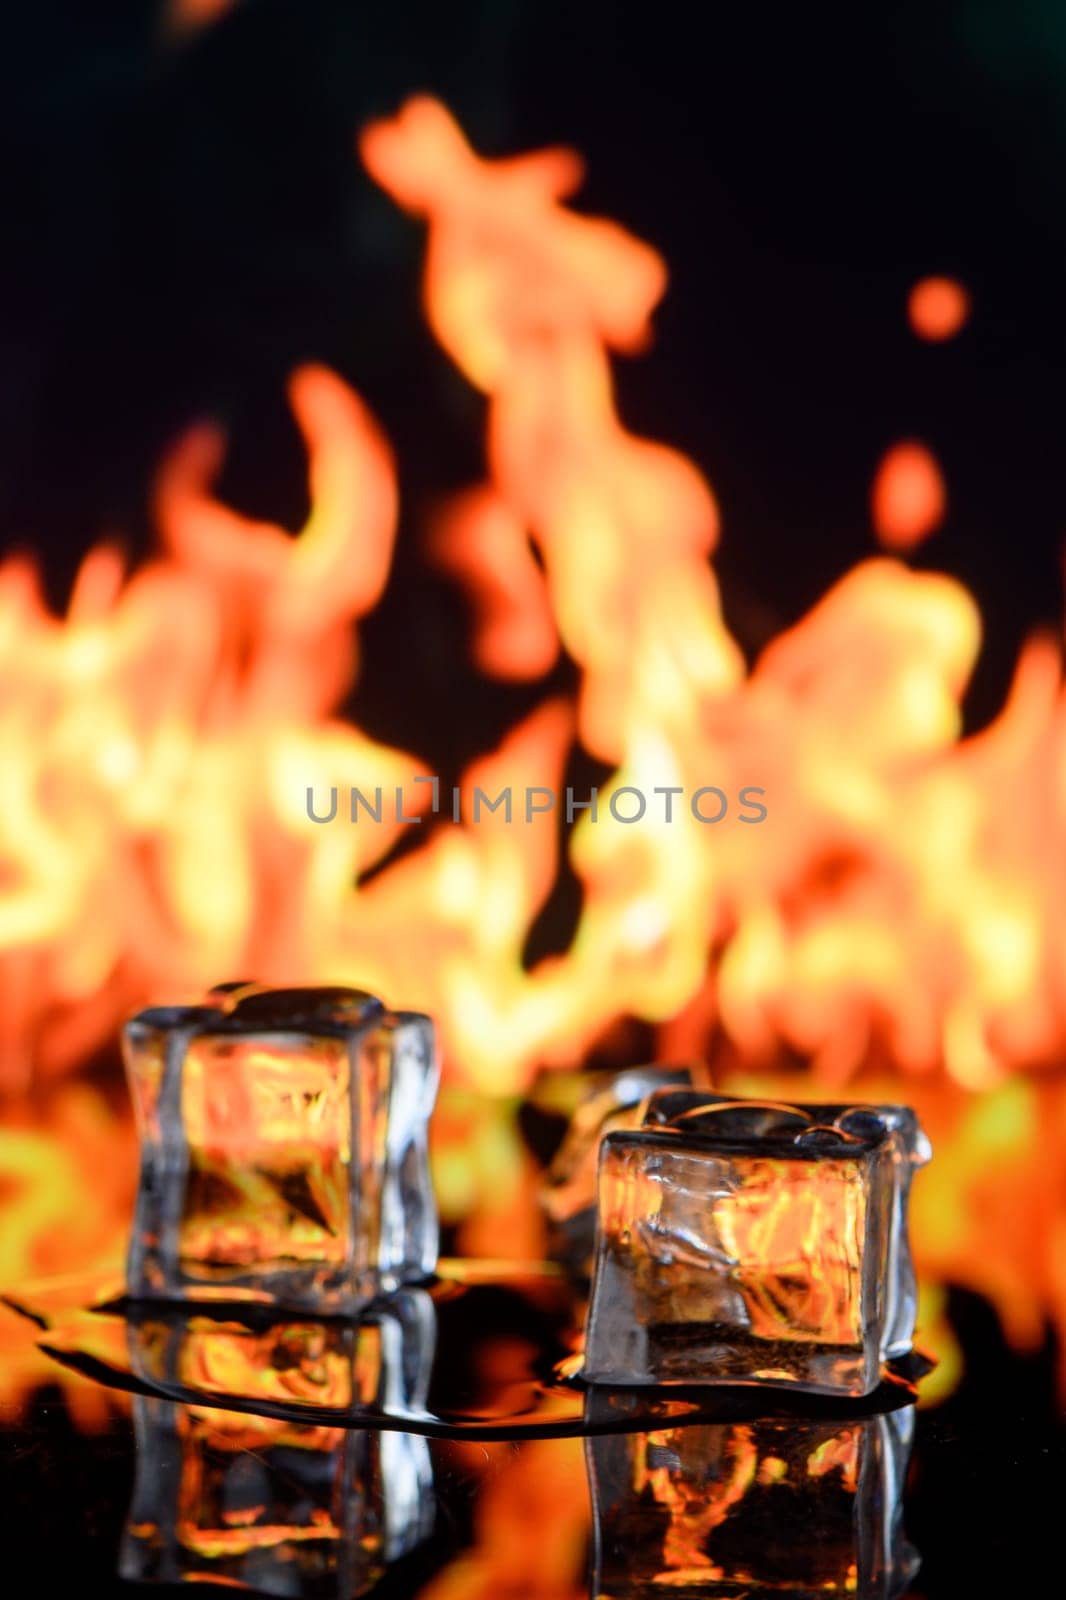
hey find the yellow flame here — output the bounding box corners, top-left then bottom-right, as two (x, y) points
(0, 98), (1065, 1407)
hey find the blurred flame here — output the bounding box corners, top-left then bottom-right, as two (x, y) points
(429, 487), (558, 681)
(908, 276), (970, 342)
(0, 99), (1064, 1414)
(421, 1437), (588, 1600)
(871, 440), (947, 550)
(0, 1086), (136, 1427)
(0, 364), (416, 1090)
(164, 0), (238, 38)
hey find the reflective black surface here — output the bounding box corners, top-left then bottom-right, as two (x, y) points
(3, 1265), (929, 1441)
(1, 1275), (1062, 1597)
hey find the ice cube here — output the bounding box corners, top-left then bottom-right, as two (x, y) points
(123, 985), (439, 1313)
(583, 1093), (930, 1395)
(587, 1407), (919, 1598)
(540, 1065), (696, 1274)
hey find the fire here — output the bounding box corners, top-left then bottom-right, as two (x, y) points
(0, 1084), (136, 1426)
(871, 440), (947, 550)
(359, 100), (1058, 1103)
(420, 1437), (588, 1600)
(1, 96), (1065, 1410)
(907, 275), (971, 342)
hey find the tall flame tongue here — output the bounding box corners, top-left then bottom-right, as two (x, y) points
(0, 365), (417, 1089)
(0, 97), (1064, 1408)
(359, 98), (1062, 1095)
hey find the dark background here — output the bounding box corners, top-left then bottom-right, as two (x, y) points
(0, 4), (1063, 1591)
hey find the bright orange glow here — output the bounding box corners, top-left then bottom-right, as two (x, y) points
(0, 1087), (136, 1427)
(179, 1036), (352, 1269)
(359, 96), (667, 385)
(420, 1437), (588, 1600)
(430, 488), (558, 680)
(172, 1319), (374, 1409)
(645, 1424), (758, 1574)
(718, 1160), (867, 1349)
(164, 0), (237, 36)
(908, 276), (970, 342)
(871, 440), (947, 549)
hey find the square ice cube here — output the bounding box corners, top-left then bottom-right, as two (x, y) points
(583, 1094), (929, 1395)
(540, 1065), (696, 1274)
(587, 1408), (918, 1598)
(123, 985), (439, 1313)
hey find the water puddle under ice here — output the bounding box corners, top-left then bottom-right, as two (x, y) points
(3, 1262), (931, 1440)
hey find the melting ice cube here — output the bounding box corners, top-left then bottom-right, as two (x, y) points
(583, 1092), (930, 1395)
(123, 984), (438, 1314)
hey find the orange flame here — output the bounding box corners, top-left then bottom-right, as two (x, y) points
(908, 276), (970, 342)
(0, 365), (418, 1089)
(871, 440), (947, 550)
(429, 487), (558, 681)
(0, 98), (1064, 1410)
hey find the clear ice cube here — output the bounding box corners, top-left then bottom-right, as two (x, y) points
(540, 1064), (696, 1274)
(583, 1093), (930, 1395)
(123, 985), (439, 1313)
(587, 1407), (919, 1598)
